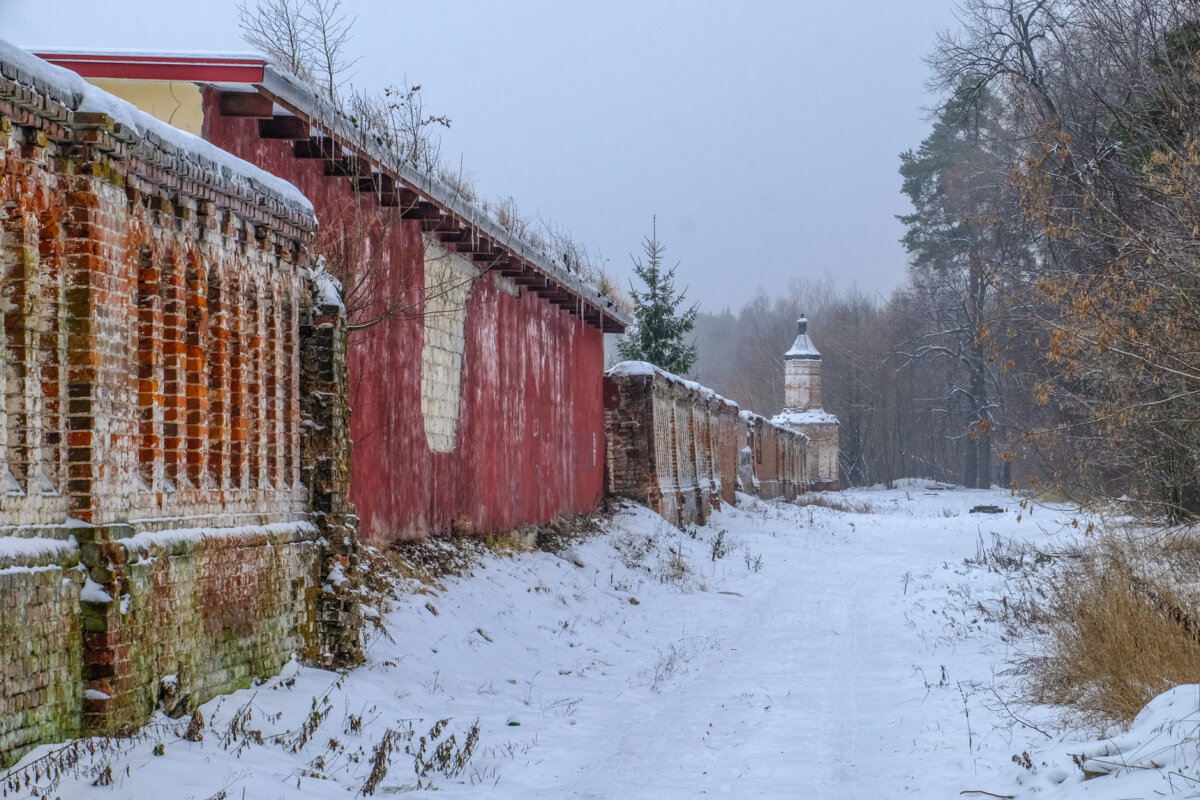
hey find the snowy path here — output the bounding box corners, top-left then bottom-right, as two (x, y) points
(533, 498), (992, 798)
(12, 484), (1104, 798)
(449, 488), (1029, 798)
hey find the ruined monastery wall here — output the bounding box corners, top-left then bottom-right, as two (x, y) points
(0, 46), (357, 766)
(739, 411), (809, 501)
(604, 363), (807, 528)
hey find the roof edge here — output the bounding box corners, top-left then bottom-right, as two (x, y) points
(257, 64), (631, 330)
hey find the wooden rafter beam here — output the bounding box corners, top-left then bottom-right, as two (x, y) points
(438, 228), (472, 245)
(294, 137), (336, 159)
(258, 116), (309, 139)
(325, 155), (363, 177)
(397, 188), (422, 217)
(219, 92), (274, 118)
(455, 234), (489, 255)
(375, 174), (399, 206)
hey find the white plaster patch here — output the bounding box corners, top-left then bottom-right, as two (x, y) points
(420, 237), (476, 453)
(492, 271), (520, 298)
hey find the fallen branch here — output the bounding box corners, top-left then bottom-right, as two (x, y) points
(959, 791), (1015, 799)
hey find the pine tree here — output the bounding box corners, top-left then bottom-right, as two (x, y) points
(896, 86), (1034, 489)
(617, 218), (699, 375)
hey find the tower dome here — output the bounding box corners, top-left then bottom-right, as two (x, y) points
(785, 315), (821, 361)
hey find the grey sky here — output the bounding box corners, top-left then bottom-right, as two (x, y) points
(4, 0), (959, 313)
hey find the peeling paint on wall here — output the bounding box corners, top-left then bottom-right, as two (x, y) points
(420, 237), (475, 453)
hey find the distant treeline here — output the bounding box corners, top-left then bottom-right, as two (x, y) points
(688, 281), (1014, 492)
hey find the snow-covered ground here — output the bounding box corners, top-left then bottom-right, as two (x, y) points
(10, 482), (1200, 798)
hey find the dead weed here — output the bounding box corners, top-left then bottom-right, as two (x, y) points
(1023, 541), (1200, 725)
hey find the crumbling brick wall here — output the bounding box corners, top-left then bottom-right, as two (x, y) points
(803, 423), (840, 492)
(603, 364), (741, 528)
(0, 49), (359, 766)
(300, 288), (361, 667)
(0, 538), (84, 761)
(739, 411), (809, 501)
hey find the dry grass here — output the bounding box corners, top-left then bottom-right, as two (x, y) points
(794, 493), (875, 514)
(1028, 544), (1200, 725)
(359, 537), (488, 600)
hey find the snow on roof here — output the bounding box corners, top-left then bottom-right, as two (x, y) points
(785, 315), (821, 361)
(256, 63), (629, 327)
(606, 361), (739, 408)
(31, 48), (266, 60)
(736, 408), (810, 439)
(773, 408), (839, 427)
(32, 49), (268, 84)
(0, 39), (313, 220)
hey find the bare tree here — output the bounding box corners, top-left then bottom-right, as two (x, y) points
(237, 0), (357, 102)
(305, 0), (357, 102)
(237, 0), (314, 80)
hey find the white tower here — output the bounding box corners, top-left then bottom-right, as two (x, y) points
(772, 314), (840, 491)
(784, 315), (821, 412)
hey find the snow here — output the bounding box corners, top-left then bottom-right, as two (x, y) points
(312, 268), (345, 310)
(606, 361), (740, 408)
(121, 520), (316, 555)
(738, 407), (807, 440)
(11, 484), (1200, 797)
(0, 39), (313, 217)
(772, 407), (840, 426)
(79, 577), (112, 604)
(0, 535), (77, 564)
(324, 563), (347, 591)
(31, 48), (267, 60)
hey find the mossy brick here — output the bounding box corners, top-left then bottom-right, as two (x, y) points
(0, 104), (341, 761)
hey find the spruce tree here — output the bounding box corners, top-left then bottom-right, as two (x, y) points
(617, 218), (699, 375)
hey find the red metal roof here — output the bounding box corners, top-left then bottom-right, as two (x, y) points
(34, 51), (266, 83)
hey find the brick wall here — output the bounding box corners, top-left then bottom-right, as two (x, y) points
(804, 423), (840, 491)
(81, 524), (322, 732)
(603, 364), (743, 528)
(739, 411), (809, 501)
(0, 538), (83, 762)
(0, 49), (358, 766)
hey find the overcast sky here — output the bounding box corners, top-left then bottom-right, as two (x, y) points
(4, 0), (959, 314)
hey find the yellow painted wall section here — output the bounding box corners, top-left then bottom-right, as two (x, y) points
(86, 78), (205, 136)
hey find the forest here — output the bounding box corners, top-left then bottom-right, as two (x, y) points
(689, 0), (1200, 516)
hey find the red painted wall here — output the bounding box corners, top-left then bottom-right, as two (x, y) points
(202, 93), (607, 542)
